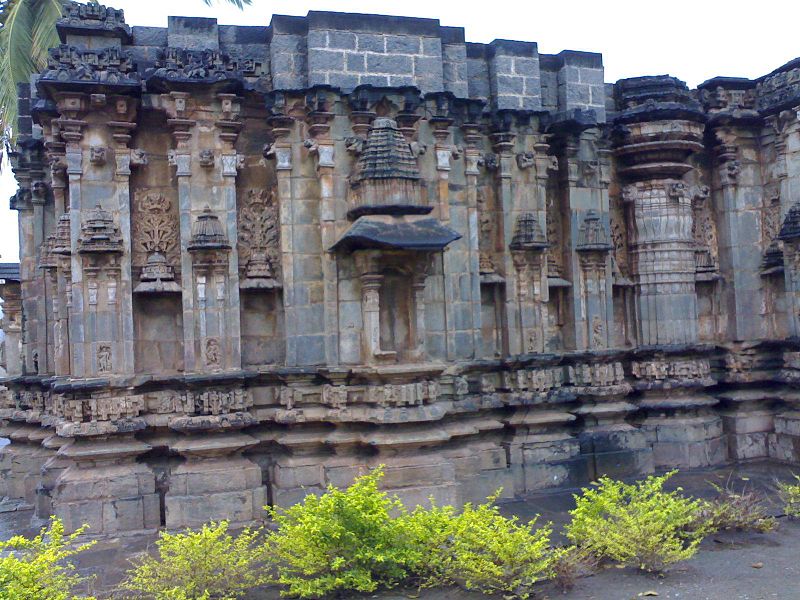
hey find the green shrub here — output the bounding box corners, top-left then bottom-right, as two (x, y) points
(265, 467), (416, 599)
(120, 521), (268, 600)
(701, 482), (776, 533)
(401, 494), (558, 599)
(565, 471), (711, 572)
(0, 517), (96, 600)
(778, 475), (800, 519)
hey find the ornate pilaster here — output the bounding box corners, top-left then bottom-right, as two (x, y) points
(613, 76), (706, 346)
(510, 214), (548, 354)
(575, 210), (613, 350)
(700, 78), (763, 341)
(304, 91), (339, 365)
(264, 93), (301, 364)
(429, 95), (476, 360)
(548, 121), (615, 351)
(492, 129), (528, 355)
(460, 108), (489, 356)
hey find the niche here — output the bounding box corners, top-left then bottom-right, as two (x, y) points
(378, 269), (413, 359)
(240, 290), (285, 366)
(133, 294), (184, 374)
(480, 282), (505, 358)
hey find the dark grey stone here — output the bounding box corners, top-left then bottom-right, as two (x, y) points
(328, 73), (360, 91)
(328, 31), (358, 50)
(495, 74), (524, 95)
(167, 16), (218, 50)
(131, 26), (167, 46)
(513, 57), (539, 76)
(414, 55), (443, 79)
(422, 37), (442, 57)
(346, 53), (366, 72)
(309, 49), (346, 73)
(367, 54), (412, 74)
(580, 68), (605, 85)
(307, 30), (328, 49)
(389, 75), (415, 87)
(385, 34), (421, 55)
(357, 33), (385, 53)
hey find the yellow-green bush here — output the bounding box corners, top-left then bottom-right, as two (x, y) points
(264, 467), (416, 598)
(120, 521), (268, 600)
(778, 475), (800, 519)
(400, 495), (558, 599)
(565, 471), (711, 572)
(0, 517), (96, 600)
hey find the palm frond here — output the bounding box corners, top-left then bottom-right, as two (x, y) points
(201, 0), (253, 8)
(0, 0), (37, 144)
(31, 0), (61, 71)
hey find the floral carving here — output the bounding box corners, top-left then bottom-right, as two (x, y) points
(238, 188), (280, 283)
(133, 193), (179, 269)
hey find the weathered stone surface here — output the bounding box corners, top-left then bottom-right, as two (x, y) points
(4, 0), (800, 535)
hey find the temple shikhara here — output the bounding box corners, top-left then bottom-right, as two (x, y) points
(4, 1), (800, 534)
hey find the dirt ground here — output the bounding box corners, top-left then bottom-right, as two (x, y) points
(3, 460), (800, 600)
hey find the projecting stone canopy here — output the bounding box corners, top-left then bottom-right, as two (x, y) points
(330, 215), (461, 253)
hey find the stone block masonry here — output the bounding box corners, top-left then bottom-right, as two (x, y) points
(3, 0), (800, 536)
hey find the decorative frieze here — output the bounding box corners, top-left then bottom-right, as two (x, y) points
(40, 45), (140, 91)
(630, 358), (711, 381)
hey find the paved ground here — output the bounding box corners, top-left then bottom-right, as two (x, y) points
(3, 460), (800, 599)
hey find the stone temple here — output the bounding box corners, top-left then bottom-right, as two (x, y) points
(3, 1), (800, 535)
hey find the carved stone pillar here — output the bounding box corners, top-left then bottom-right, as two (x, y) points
(360, 270), (384, 361)
(493, 131), (527, 355)
(214, 93), (244, 371)
(575, 211), (613, 350)
(694, 80), (760, 341)
(550, 125), (615, 351)
(0, 281), (22, 377)
(430, 97), (476, 360)
(510, 215), (548, 354)
(462, 116), (494, 356)
(9, 138), (47, 377)
(614, 77), (706, 346)
(264, 98), (303, 364)
(304, 95), (339, 365)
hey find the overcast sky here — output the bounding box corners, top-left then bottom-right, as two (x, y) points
(1, 0), (797, 262)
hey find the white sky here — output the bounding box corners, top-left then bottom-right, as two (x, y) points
(1, 0), (797, 262)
